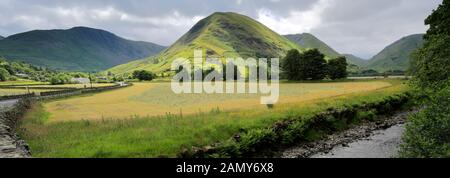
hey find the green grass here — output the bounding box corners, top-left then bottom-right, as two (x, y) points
(0, 80), (46, 86)
(19, 79), (408, 158)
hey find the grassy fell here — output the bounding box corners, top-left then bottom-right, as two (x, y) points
(108, 12), (303, 75)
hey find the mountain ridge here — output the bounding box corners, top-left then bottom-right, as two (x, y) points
(0, 27), (166, 71)
(108, 12), (304, 75)
(284, 33), (340, 58)
(285, 33), (424, 72)
(284, 33), (370, 67)
(366, 34), (424, 72)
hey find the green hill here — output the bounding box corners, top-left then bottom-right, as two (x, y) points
(0, 27), (166, 71)
(284, 33), (340, 58)
(367, 34), (424, 72)
(284, 33), (372, 68)
(343, 54), (369, 67)
(108, 12), (303, 75)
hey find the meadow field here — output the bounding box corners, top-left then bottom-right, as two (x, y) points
(17, 79), (409, 158)
(42, 81), (392, 122)
(0, 88), (56, 96)
(0, 83), (117, 96)
(0, 80), (46, 86)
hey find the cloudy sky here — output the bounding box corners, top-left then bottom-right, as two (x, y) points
(0, 0), (442, 58)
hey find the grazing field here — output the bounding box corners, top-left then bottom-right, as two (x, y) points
(43, 81), (392, 122)
(0, 88), (56, 96)
(0, 80), (46, 86)
(0, 83), (117, 96)
(25, 83), (116, 89)
(18, 79), (409, 158)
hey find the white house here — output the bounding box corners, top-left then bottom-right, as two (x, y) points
(71, 77), (90, 84)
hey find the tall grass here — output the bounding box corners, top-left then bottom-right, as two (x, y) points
(18, 80), (408, 158)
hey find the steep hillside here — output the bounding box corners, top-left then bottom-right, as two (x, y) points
(367, 34), (424, 72)
(284, 33), (340, 58)
(108, 12), (303, 74)
(0, 27), (166, 71)
(343, 54), (369, 67)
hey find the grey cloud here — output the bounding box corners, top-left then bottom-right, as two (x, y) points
(0, 0), (442, 57)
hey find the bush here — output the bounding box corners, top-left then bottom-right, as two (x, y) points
(0, 67), (11, 81)
(327, 56), (348, 80)
(281, 49), (327, 80)
(132, 70), (154, 81)
(236, 129), (277, 156)
(49, 73), (71, 85)
(400, 79), (450, 158)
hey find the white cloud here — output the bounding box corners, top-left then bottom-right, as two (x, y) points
(257, 0), (334, 34)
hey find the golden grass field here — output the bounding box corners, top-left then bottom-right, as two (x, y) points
(44, 81), (392, 122)
(0, 83), (116, 96)
(0, 88), (55, 96)
(26, 83), (116, 89)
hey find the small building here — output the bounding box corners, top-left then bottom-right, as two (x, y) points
(71, 77), (90, 84)
(97, 76), (108, 80)
(116, 82), (126, 86)
(15, 73), (29, 78)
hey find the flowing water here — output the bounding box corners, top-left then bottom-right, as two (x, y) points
(311, 124), (405, 158)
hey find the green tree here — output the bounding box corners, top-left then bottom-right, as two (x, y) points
(132, 70), (154, 81)
(410, 0), (450, 89)
(401, 0), (450, 158)
(400, 79), (450, 158)
(327, 56), (348, 80)
(281, 49), (302, 80)
(298, 49), (327, 80)
(49, 73), (71, 85)
(0, 68), (10, 81)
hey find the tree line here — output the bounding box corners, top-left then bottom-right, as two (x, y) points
(281, 49), (348, 81)
(400, 0), (450, 158)
(133, 49), (349, 82)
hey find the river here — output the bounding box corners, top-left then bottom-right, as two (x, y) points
(311, 124), (405, 158)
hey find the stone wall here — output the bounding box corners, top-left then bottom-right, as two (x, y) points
(0, 99), (32, 158)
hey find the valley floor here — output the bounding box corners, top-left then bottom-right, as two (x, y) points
(18, 79), (409, 158)
(43, 81), (391, 122)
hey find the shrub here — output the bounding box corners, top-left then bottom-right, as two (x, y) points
(327, 56), (348, 80)
(132, 70), (154, 81)
(0, 67), (11, 81)
(237, 129), (277, 156)
(400, 79), (450, 158)
(49, 73), (71, 85)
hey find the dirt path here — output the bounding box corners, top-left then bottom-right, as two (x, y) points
(281, 109), (417, 158)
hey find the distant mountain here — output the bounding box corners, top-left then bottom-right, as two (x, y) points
(367, 34), (424, 72)
(0, 35), (4, 40)
(109, 12), (303, 74)
(0, 27), (166, 71)
(284, 33), (372, 69)
(284, 33), (425, 72)
(343, 54), (369, 67)
(284, 33), (340, 58)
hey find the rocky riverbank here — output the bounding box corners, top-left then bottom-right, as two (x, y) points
(281, 108), (418, 158)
